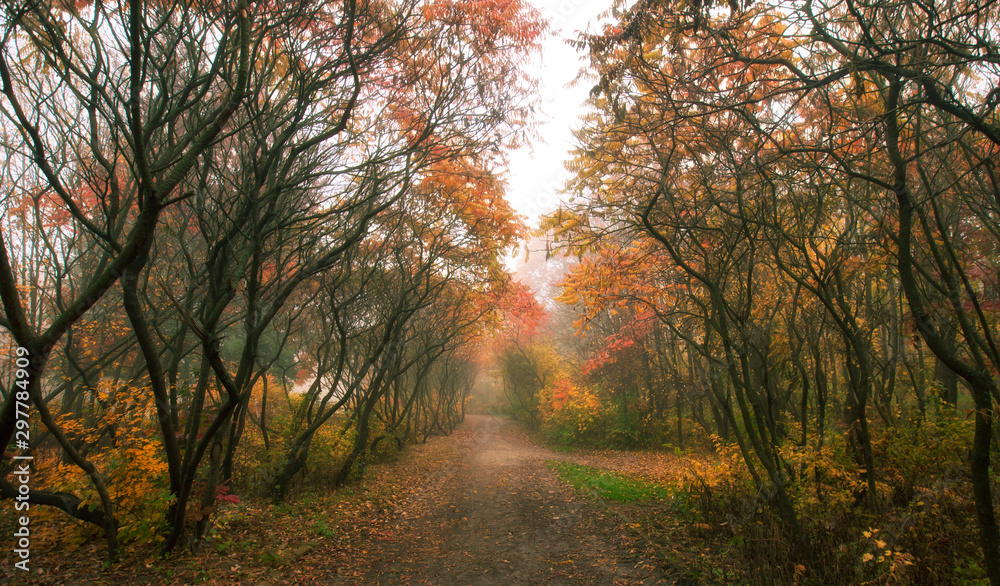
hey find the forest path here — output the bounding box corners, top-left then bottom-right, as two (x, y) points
(349, 414), (667, 585)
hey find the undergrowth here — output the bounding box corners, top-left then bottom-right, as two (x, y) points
(545, 410), (994, 585)
(669, 414), (992, 585)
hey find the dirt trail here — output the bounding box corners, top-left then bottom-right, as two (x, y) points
(355, 414), (666, 585)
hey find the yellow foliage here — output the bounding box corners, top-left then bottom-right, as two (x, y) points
(538, 378), (607, 443)
(39, 383), (173, 547)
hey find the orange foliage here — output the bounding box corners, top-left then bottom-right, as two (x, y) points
(38, 384), (172, 547)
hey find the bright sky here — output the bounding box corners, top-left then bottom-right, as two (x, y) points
(504, 0), (609, 227)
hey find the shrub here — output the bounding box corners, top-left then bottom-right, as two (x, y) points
(670, 415), (989, 585)
(539, 378), (609, 446)
(39, 384), (173, 549)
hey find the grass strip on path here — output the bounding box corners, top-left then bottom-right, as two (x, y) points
(547, 460), (672, 503)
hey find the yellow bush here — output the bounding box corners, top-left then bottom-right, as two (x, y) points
(539, 378), (609, 445)
(39, 383), (173, 548)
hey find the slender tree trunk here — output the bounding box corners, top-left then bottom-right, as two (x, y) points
(886, 79), (1000, 584)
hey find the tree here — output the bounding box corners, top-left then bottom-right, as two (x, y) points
(0, 0), (541, 557)
(546, 0), (1000, 576)
(0, 0), (257, 555)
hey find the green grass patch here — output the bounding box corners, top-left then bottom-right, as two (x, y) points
(547, 460), (672, 502)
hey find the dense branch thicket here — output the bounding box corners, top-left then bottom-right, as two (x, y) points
(0, 0), (541, 557)
(499, 0), (1000, 583)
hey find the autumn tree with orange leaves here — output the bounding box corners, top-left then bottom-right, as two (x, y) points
(545, 0), (1000, 581)
(0, 0), (541, 558)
